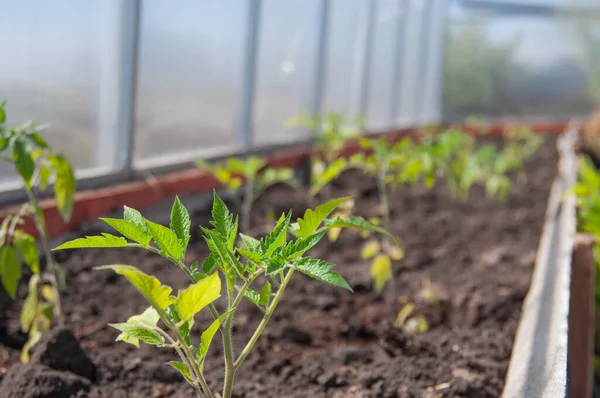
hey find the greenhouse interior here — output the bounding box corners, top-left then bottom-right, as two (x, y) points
(1, 0), (600, 397)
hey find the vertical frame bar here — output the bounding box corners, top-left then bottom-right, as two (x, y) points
(238, 0), (262, 148)
(412, 0), (433, 123)
(388, 0), (409, 126)
(422, 0), (449, 124)
(97, 0), (141, 176)
(351, 0), (377, 118)
(309, 0), (331, 120)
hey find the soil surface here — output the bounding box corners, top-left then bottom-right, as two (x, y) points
(0, 138), (558, 398)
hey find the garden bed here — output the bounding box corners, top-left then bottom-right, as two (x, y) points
(0, 137), (558, 398)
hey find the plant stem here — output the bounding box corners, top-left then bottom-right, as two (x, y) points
(221, 271), (261, 398)
(377, 166), (397, 315)
(25, 187), (64, 323)
(232, 269), (293, 372)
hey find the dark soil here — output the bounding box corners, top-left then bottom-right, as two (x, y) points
(0, 138), (558, 398)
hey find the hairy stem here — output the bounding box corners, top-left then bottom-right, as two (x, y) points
(233, 269), (294, 372)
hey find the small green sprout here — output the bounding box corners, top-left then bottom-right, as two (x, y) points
(286, 111), (364, 197)
(0, 101), (75, 362)
(54, 193), (389, 398)
(197, 156), (297, 234)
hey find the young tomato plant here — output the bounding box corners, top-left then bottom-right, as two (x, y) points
(197, 156), (297, 233)
(286, 111), (364, 197)
(0, 101), (75, 362)
(54, 193), (388, 398)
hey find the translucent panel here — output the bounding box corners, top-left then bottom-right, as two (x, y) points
(444, 10), (600, 119)
(254, 0), (320, 146)
(134, 0), (245, 162)
(366, 0), (402, 130)
(323, 0), (363, 115)
(0, 0), (104, 183)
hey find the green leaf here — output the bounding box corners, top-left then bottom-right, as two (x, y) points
(113, 306), (161, 347)
(166, 361), (193, 383)
(12, 139), (34, 186)
(278, 230), (326, 260)
(110, 322), (164, 347)
(170, 196), (191, 251)
(48, 154), (75, 221)
(0, 246), (21, 299)
(199, 312), (229, 359)
(96, 265), (175, 311)
(260, 211), (291, 255)
(27, 132), (48, 148)
(259, 282), (271, 307)
(53, 233), (130, 250)
(210, 192), (238, 250)
(20, 275), (39, 332)
(240, 233), (260, 250)
(13, 231), (40, 274)
(100, 218), (152, 246)
(295, 197), (352, 238)
(174, 272), (221, 322)
(145, 220), (183, 260)
(124, 206), (147, 230)
(325, 216), (395, 241)
(371, 253), (392, 294)
(237, 248), (263, 263)
(294, 258), (352, 291)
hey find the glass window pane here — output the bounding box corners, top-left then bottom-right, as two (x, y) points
(254, 0), (320, 146)
(0, 0), (103, 183)
(444, 6), (600, 119)
(134, 0), (244, 163)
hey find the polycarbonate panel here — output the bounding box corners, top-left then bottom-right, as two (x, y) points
(366, 0), (402, 129)
(323, 0), (363, 115)
(0, 0), (104, 182)
(254, 0), (320, 146)
(134, 0), (244, 161)
(444, 7), (600, 119)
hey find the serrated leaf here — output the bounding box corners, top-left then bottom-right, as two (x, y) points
(167, 361), (193, 383)
(13, 231), (40, 274)
(238, 248), (263, 263)
(146, 220), (183, 260)
(114, 306), (161, 347)
(294, 258), (352, 291)
(210, 192), (238, 250)
(360, 240), (381, 259)
(278, 230), (326, 260)
(170, 196), (191, 251)
(199, 312), (229, 360)
(12, 139), (34, 186)
(174, 272), (221, 322)
(325, 216), (395, 241)
(235, 285), (261, 306)
(261, 212), (291, 256)
(48, 154), (75, 221)
(110, 323), (164, 347)
(20, 275), (39, 332)
(240, 233), (260, 250)
(0, 246), (21, 299)
(259, 282), (271, 307)
(96, 265), (174, 311)
(53, 234), (130, 250)
(371, 253), (391, 294)
(100, 218), (152, 246)
(296, 197), (352, 238)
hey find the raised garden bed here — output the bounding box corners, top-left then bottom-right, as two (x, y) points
(0, 134), (562, 398)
